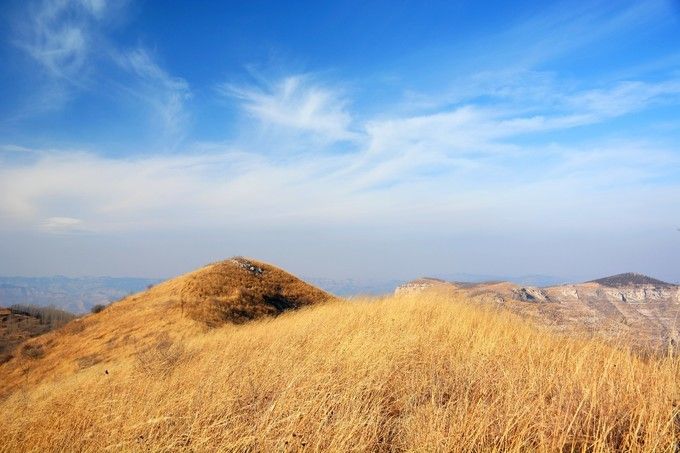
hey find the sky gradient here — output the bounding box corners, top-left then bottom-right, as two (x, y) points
(1, 0), (680, 282)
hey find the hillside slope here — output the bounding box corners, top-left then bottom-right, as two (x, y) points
(0, 257), (334, 396)
(0, 292), (678, 451)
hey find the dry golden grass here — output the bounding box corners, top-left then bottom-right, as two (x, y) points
(0, 292), (679, 452)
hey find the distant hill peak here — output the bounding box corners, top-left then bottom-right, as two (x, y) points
(588, 272), (672, 287)
(173, 257), (336, 326)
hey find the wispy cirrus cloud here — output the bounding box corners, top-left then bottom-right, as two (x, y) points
(14, 0), (122, 79)
(10, 0), (190, 141)
(346, 75), (680, 188)
(113, 49), (192, 139)
(503, 1), (670, 67)
(565, 80), (680, 118)
(220, 75), (358, 144)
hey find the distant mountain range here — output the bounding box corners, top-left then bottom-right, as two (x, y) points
(306, 274), (567, 296)
(396, 272), (680, 348)
(431, 273), (567, 287)
(1, 271), (676, 315)
(305, 277), (406, 296)
(0, 276), (160, 314)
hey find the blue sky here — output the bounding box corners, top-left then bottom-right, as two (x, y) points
(1, 0), (679, 282)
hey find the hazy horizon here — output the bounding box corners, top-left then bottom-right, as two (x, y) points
(1, 0), (679, 282)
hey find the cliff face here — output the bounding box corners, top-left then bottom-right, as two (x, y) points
(394, 276), (680, 349)
(507, 283), (680, 304)
(578, 284), (678, 303)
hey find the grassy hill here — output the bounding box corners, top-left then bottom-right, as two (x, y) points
(0, 261), (678, 451)
(0, 257), (335, 396)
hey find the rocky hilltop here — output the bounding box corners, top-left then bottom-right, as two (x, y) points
(395, 273), (680, 348)
(588, 272), (673, 288)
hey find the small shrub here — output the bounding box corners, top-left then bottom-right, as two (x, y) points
(90, 304), (107, 314)
(21, 344), (44, 360)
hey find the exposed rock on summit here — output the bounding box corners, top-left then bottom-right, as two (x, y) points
(512, 287), (549, 303)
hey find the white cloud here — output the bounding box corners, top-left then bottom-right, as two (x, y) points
(0, 133), (677, 236)
(222, 75), (358, 143)
(5, 70), (679, 234)
(41, 216), (84, 233)
(0, 148), (353, 231)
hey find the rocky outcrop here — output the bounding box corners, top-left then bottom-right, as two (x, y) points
(394, 278), (450, 296)
(512, 287), (549, 302)
(541, 283), (680, 305)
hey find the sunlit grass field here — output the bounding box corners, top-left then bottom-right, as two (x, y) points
(1, 293), (679, 451)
